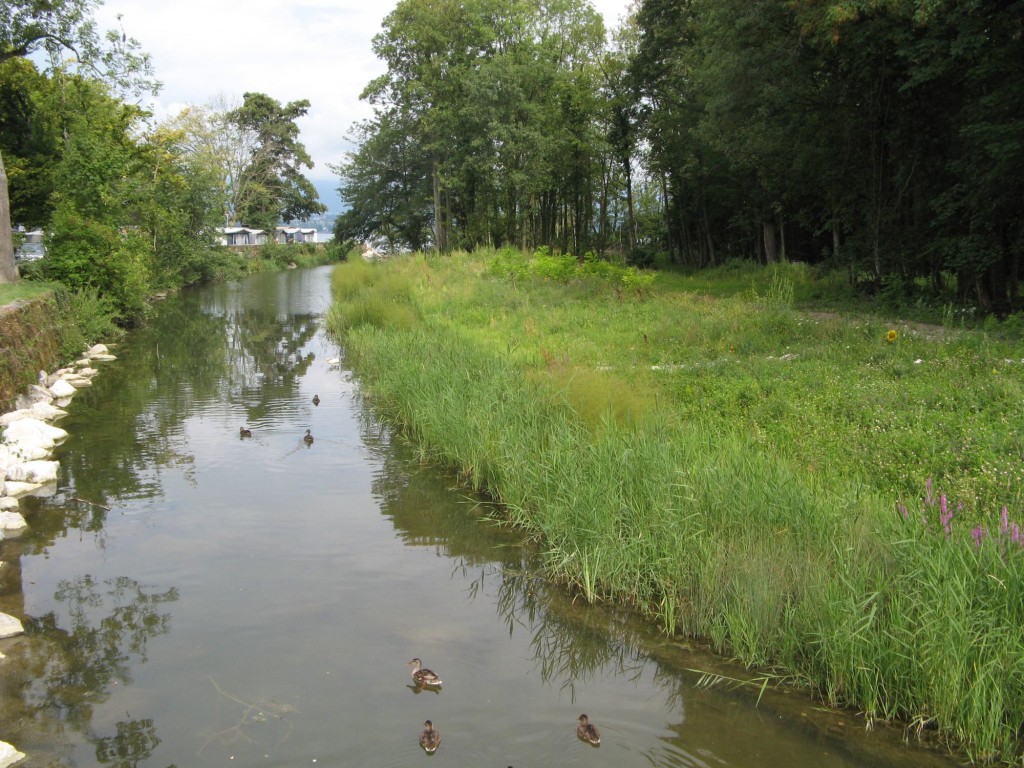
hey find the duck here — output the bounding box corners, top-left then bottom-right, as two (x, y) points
(239, 426), (252, 438)
(303, 429), (314, 445)
(419, 720), (441, 753)
(577, 714), (601, 745)
(312, 394), (320, 406)
(408, 658), (443, 687)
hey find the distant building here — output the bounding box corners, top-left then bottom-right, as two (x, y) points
(216, 227), (268, 246)
(275, 226), (318, 244)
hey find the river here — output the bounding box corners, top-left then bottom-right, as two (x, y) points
(0, 265), (958, 767)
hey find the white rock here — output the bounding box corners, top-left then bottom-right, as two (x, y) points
(90, 354), (117, 362)
(2, 418), (68, 449)
(6, 461), (59, 484)
(75, 357), (91, 367)
(48, 379), (77, 399)
(75, 367), (99, 378)
(2, 481), (43, 498)
(0, 613), (24, 639)
(0, 741), (26, 768)
(87, 343), (110, 356)
(0, 497), (19, 511)
(0, 443), (51, 465)
(14, 386), (53, 410)
(29, 402), (68, 421)
(64, 376), (92, 388)
(0, 511), (27, 533)
(0, 403), (68, 426)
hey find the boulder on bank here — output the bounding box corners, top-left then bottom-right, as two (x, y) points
(0, 613), (23, 639)
(0, 741), (26, 768)
(0, 402), (68, 426)
(0, 511), (27, 534)
(2, 418), (68, 451)
(48, 378), (77, 399)
(5, 460), (58, 485)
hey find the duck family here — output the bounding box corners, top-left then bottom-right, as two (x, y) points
(406, 658), (600, 755)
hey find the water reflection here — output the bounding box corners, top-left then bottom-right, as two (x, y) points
(2, 574), (176, 767)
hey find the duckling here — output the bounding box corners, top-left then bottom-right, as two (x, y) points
(577, 714), (601, 745)
(408, 658), (443, 687)
(303, 429), (314, 445)
(419, 720), (440, 753)
(312, 394), (320, 406)
(239, 426), (252, 438)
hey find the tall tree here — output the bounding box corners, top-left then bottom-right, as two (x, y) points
(226, 92), (325, 231)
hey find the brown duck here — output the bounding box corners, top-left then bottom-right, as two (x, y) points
(408, 658), (443, 687)
(577, 714), (601, 745)
(419, 719), (440, 753)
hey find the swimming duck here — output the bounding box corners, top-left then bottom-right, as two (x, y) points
(239, 427), (252, 438)
(577, 714), (601, 745)
(312, 394), (320, 406)
(408, 658), (443, 687)
(303, 429), (314, 445)
(419, 720), (441, 753)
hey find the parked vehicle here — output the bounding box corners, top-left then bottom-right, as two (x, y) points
(14, 242), (46, 261)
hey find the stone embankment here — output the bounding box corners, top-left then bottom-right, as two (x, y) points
(0, 342), (117, 768)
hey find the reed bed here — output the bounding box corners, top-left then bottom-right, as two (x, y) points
(328, 250), (1024, 762)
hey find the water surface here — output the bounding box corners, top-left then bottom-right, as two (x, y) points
(0, 265), (957, 767)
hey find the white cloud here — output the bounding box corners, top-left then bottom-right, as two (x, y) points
(95, 0), (632, 185)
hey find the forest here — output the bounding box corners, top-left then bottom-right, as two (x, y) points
(335, 0), (1024, 313)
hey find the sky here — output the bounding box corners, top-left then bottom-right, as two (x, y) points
(93, 0), (634, 212)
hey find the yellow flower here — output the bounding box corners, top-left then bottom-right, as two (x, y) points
(886, 329), (898, 342)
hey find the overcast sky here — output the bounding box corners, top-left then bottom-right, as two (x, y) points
(94, 0), (634, 201)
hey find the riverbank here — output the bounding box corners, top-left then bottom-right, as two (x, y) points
(326, 249), (1024, 763)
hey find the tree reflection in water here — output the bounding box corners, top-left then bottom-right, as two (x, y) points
(15, 575), (178, 767)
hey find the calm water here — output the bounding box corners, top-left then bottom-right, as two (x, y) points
(0, 266), (957, 768)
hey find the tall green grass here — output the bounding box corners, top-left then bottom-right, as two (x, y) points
(327, 250), (1024, 762)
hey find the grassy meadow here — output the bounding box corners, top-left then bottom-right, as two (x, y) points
(327, 249), (1024, 763)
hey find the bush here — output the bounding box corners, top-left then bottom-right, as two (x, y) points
(50, 286), (124, 361)
(42, 204), (153, 325)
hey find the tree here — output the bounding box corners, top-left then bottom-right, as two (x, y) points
(332, 109), (432, 253)
(226, 92), (325, 231)
(0, 0), (159, 97)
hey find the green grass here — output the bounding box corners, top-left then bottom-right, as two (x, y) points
(0, 279), (58, 306)
(327, 249), (1024, 763)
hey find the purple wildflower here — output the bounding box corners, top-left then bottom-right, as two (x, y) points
(971, 526), (987, 549)
(939, 495), (954, 538)
(898, 503), (909, 520)
(1001, 506), (1010, 535)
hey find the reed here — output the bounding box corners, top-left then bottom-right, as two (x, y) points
(327, 250), (1024, 762)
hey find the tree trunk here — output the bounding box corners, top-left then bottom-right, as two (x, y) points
(431, 154), (446, 253)
(0, 153), (18, 284)
(763, 220), (777, 264)
(624, 156), (636, 255)
(778, 215), (787, 262)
